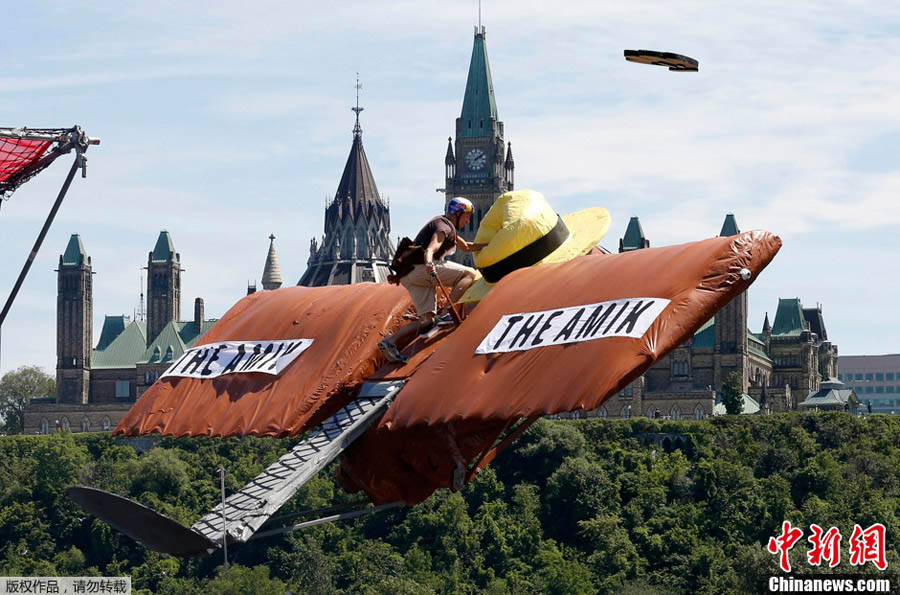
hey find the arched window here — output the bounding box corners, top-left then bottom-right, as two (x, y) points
(102, 416), (111, 431)
(81, 417), (91, 433)
(341, 228), (354, 259)
(695, 405), (705, 420)
(356, 229), (369, 259)
(597, 406), (607, 418)
(646, 407), (657, 419)
(61, 417), (70, 431)
(40, 419), (49, 435)
(621, 405), (631, 419)
(671, 406), (681, 420)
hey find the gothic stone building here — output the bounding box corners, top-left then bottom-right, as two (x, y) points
(298, 107), (394, 285)
(573, 214), (838, 420)
(23, 231), (230, 434)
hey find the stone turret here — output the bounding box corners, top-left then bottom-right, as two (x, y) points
(619, 217), (650, 253)
(261, 234), (283, 290)
(56, 234), (92, 404)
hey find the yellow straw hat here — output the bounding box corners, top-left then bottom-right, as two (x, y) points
(459, 189), (611, 304)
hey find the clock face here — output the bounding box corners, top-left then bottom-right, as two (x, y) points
(465, 148), (487, 171)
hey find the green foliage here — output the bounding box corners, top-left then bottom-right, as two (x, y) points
(0, 365), (55, 434)
(0, 412), (897, 594)
(203, 564), (288, 594)
(720, 370), (743, 415)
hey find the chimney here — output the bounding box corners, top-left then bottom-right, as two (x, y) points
(194, 297), (204, 333)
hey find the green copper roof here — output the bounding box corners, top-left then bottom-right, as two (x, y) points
(772, 298), (805, 336)
(62, 234), (88, 266)
(92, 320), (147, 369)
(719, 214), (740, 237)
(140, 321), (186, 364)
(459, 28), (498, 138)
(180, 319), (217, 347)
(96, 315), (127, 350)
(621, 217), (649, 251)
(692, 317), (715, 349)
(139, 319), (218, 364)
(799, 387), (857, 408)
(748, 334), (772, 362)
(151, 230), (177, 263)
(713, 393), (760, 415)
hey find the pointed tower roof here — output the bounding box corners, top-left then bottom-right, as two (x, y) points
(62, 233), (88, 266)
(299, 81), (394, 287)
(261, 234), (283, 291)
(762, 312), (771, 334)
(619, 217), (650, 253)
(445, 137), (455, 164)
(151, 230), (177, 262)
(505, 141), (514, 166)
(459, 26), (498, 138)
(326, 124), (384, 230)
(772, 298), (805, 336)
(802, 306), (827, 341)
(719, 213), (740, 237)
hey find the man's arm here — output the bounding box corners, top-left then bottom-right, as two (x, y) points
(424, 231), (446, 272)
(456, 236), (486, 253)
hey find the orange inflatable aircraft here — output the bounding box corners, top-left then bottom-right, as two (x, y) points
(68, 190), (781, 558)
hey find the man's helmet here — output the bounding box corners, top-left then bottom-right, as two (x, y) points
(447, 196), (474, 215)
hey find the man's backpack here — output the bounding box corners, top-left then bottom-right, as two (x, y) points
(387, 237), (426, 284)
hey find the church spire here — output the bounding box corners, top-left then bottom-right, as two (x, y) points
(445, 21), (510, 266)
(328, 83), (385, 226)
(504, 141), (514, 188)
(352, 72), (363, 138)
(459, 25), (498, 138)
(720, 213), (740, 237)
(298, 80), (395, 287)
(62, 233), (88, 266)
(261, 234), (283, 290)
(619, 217), (650, 253)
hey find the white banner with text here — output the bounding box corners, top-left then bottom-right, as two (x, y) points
(475, 298), (670, 355)
(161, 339), (313, 379)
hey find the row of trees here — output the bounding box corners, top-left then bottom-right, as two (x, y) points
(1, 411), (898, 593)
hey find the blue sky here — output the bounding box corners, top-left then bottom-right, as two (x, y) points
(2, 1), (900, 376)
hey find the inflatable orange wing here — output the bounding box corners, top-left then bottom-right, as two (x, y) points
(339, 231), (781, 504)
(115, 283), (411, 438)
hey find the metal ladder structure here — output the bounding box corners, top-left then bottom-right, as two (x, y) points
(67, 380), (405, 557)
(192, 381), (403, 546)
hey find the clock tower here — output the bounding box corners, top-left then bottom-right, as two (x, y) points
(444, 25), (514, 265)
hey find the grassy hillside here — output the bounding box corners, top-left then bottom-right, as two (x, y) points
(1, 412), (898, 594)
